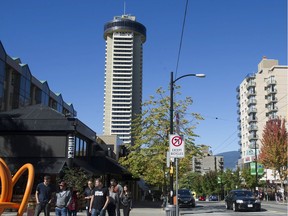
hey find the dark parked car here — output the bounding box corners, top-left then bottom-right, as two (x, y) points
(225, 189), (261, 212)
(209, 195), (219, 201)
(177, 189), (196, 207)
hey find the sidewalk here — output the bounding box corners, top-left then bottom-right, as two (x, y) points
(2, 201), (166, 216)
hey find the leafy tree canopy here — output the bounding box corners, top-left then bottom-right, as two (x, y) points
(259, 117), (287, 187)
(119, 87), (204, 190)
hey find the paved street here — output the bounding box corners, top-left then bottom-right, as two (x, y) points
(2, 201), (166, 216)
(2, 200), (287, 216)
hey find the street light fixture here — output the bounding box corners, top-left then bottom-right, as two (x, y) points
(169, 71), (205, 210)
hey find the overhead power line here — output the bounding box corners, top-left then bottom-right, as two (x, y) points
(174, 0), (189, 79)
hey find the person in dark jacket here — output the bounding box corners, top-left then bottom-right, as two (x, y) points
(84, 179), (94, 216)
(120, 185), (132, 216)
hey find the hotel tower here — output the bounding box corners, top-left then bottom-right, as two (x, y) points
(103, 15), (146, 145)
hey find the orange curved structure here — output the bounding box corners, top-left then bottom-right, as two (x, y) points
(0, 158), (35, 216)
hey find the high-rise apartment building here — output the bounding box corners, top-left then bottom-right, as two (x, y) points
(236, 57), (288, 173)
(103, 15), (146, 144)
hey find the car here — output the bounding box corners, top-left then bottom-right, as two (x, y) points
(177, 189), (196, 208)
(225, 189), (261, 212)
(209, 195), (219, 201)
(198, 195), (206, 201)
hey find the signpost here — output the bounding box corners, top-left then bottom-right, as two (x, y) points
(169, 135), (185, 158)
(169, 134), (185, 215)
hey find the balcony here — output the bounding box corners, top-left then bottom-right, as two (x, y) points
(236, 92), (240, 99)
(245, 73), (256, 81)
(266, 97), (277, 104)
(248, 134), (259, 140)
(247, 98), (257, 106)
(248, 116), (257, 123)
(246, 91), (256, 97)
(249, 142), (259, 149)
(246, 81), (256, 89)
(267, 106), (278, 113)
(266, 79), (277, 86)
(267, 88), (277, 95)
(248, 107), (257, 114)
(248, 125), (258, 131)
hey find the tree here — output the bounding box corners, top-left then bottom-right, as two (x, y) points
(241, 167), (264, 190)
(222, 169), (242, 195)
(202, 171), (219, 195)
(179, 172), (203, 194)
(58, 167), (90, 194)
(119, 87), (203, 191)
(258, 118), (288, 189)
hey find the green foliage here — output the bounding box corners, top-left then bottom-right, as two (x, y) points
(119, 87), (203, 190)
(202, 171), (219, 195)
(222, 168), (242, 192)
(179, 172), (204, 194)
(58, 167), (90, 194)
(240, 167), (263, 190)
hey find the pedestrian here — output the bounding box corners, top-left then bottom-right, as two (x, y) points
(34, 175), (55, 216)
(120, 185), (132, 216)
(160, 192), (167, 209)
(89, 178), (109, 216)
(84, 179), (94, 216)
(68, 187), (79, 216)
(107, 185), (117, 216)
(55, 181), (72, 216)
(110, 179), (123, 216)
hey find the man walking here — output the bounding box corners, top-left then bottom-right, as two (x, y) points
(34, 175), (55, 216)
(110, 179), (123, 216)
(55, 181), (72, 216)
(84, 179), (94, 216)
(89, 178), (109, 216)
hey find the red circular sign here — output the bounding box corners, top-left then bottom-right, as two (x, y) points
(172, 136), (183, 147)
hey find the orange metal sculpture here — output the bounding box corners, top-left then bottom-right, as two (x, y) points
(0, 158), (35, 216)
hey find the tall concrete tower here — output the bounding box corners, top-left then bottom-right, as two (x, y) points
(103, 15), (146, 145)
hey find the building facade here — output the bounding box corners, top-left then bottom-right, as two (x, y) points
(0, 42), (76, 118)
(192, 155), (224, 175)
(103, 15), (146, 145)
(0, 41), (131, 179)
(236, 57), (288, 180)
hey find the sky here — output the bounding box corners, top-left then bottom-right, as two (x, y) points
(0, 0), (287, 155)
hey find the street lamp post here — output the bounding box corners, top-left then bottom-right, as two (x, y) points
(169, 71), (205, 209)
(255, 143), (258, 192)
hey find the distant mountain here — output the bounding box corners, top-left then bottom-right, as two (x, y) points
(216, 151), (240, 170)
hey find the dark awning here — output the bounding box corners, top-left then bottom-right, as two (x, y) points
(73, 158), (102, 175)
(91, 156), (129, 175)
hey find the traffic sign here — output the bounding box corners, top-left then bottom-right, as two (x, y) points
(169, 134), (185, 158)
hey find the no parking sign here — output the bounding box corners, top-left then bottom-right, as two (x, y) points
(169, 134), (185, 158)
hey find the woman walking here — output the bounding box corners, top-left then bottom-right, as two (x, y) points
(120, 185), (132, 216)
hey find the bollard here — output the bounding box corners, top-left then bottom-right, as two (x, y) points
(165, 204), (176, 216)
(27, 202), (36, 216)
